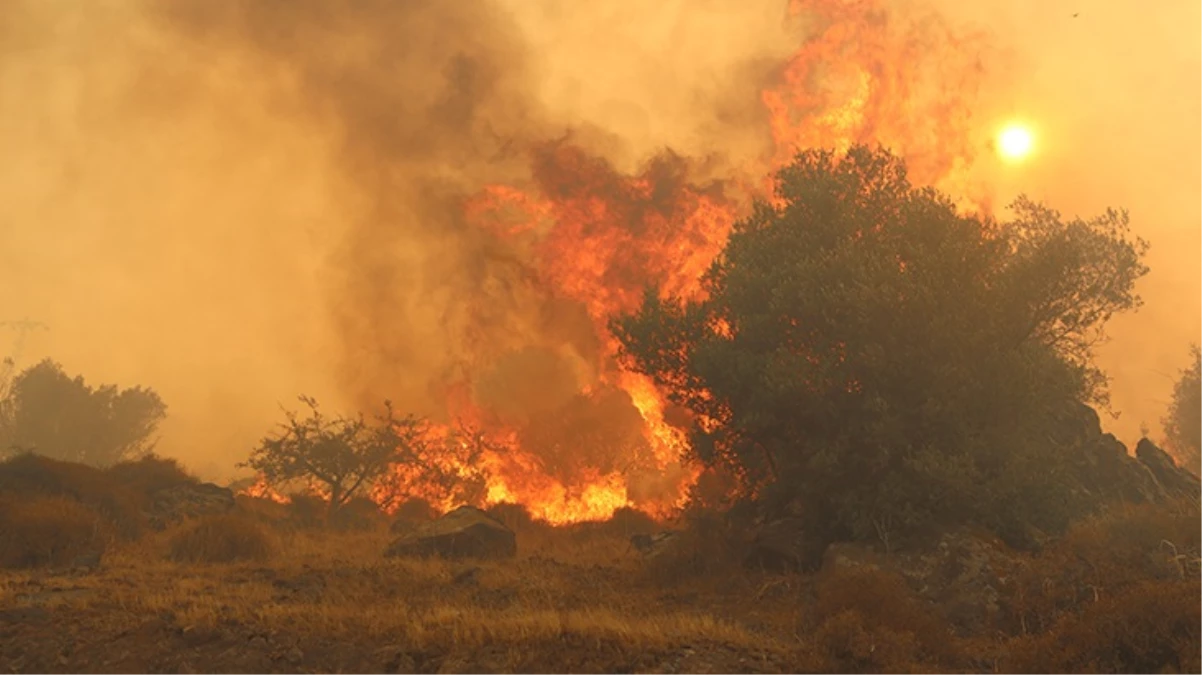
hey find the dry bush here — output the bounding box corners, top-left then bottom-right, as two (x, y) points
(1005, 579), (1201, 674)
(392, 497), (437, 522)
(807, 566), (960, 672)
(168, 514), (273, 563)
(330, 496), (386, 531)
(640, 509), (745, 582)
(234, 493), (290, 523)
(286, 493), (329, 528)
(106, 454), (196, 495)
(599, 506), (660, 537)
(1003, 499), (1201, 635)
(0, 453), (144, 537)
(0, 496), (108, 569)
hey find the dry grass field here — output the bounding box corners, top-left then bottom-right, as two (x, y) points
(0, 455), (1198, 673)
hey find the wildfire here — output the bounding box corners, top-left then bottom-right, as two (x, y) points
(359, 0), (992, 525)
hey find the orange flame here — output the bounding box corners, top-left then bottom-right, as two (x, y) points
(367, 0), (996, 525)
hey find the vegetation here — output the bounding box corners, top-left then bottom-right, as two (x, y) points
(0, 495), (107, 569)
(167, 514), (273, 563)
(241, 396), (426, 514)
(1163, 345), (1201, 476)
(614, 145), (1149, 542)
(0, 359), (166, 466)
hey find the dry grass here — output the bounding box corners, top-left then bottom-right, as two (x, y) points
(0, 496), (107, 569)
(167, 514), (273, 564)
(0, 489), (1197, 673)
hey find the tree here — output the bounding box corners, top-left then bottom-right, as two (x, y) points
(613, 145), (1149, 542)
(242, 396), (429, 513)
(0, 359), (167, 466)
(1163, 345), (1200, 477)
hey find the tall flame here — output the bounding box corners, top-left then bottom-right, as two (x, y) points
(366, 0), (994, 524)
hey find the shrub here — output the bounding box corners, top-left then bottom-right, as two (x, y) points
(602, 506), (659, 537)
(808, 567), (959, 671)
(286, 493), (329, 528)
(106, 454), (196, 495)
(1005, 580), (1201, 673)
(0, 496), (108, 569)
(167, 514), (272, 563)
(330, 496), (386, 531)
(1002, 500), (1201, 635)
(0, 453), (144, 537)
(486, 502), (535, 531)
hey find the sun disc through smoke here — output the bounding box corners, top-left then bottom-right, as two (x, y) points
(997, 123), (1035, 162)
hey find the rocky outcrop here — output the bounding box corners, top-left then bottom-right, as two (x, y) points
(148, 482), (235, 528)
(822, 528), (1023, 636)
(1135, 438), (1200, 499)
(1059, 403), (1198, 507)
(385, 505), (516, 560)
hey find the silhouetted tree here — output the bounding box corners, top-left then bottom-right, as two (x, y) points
(242, 396), (427, 513)
(0, 359), (167, 466)
(1163, 345), (1201, 477)
(614, 145), (1149, 541)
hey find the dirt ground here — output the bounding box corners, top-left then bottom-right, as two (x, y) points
(0, 526), (822, 674)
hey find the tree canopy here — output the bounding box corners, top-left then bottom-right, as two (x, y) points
(613, 145), (1149, 542)
(0, 359), (167, 466)
(1163, 345), (1200, 477)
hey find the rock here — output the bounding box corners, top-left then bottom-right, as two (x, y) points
(744, 517), (827, 572)
(630, 531), (681, 558)
(384, 505), (516, 560)
(1135, 438), (1200, 499)
(149, 482), (235, 528)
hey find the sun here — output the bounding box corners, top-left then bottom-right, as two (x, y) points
(996, 123), (1035, 162)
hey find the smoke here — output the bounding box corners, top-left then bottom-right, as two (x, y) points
(0, 0), (1196, 485)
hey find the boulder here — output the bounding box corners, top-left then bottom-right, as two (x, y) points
(149, 482), (235, 528)
(385, 505), (516, 560)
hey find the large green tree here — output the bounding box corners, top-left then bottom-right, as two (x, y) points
(1163, 345), (1201, 477)
(614, 146), (1149, 542)
(0, 359), (167, 466)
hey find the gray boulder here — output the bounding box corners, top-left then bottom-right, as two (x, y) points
(385, 505), (516, 560)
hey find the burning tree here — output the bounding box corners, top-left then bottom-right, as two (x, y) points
(614, 145), (1150, 542)
(242, 396), (427, 514)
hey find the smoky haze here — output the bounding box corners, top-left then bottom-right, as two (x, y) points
(0, 0), (1196, 481)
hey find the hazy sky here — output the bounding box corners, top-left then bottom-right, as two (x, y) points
(0, 0), (1197, 479)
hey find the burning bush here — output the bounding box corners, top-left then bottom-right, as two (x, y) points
(242, 396), (431, 515)
(0, 496), (107, 569)
(167, 514), (272, 564)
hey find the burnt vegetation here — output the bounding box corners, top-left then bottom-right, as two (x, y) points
(1, 147), (1198, 674)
